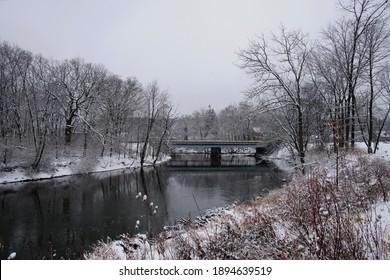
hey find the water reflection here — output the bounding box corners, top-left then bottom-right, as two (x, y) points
(0, 155), (286, 259)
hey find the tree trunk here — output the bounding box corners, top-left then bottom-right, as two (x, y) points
(374, 105), (390, 153)
(140, 119), (153, 167)
(83, 111), (89, 157)
(367, 53), (374, 154)
(153, 129), (167, 166)
(351, 93), (356, 148)
(345, 91), (352, 148)
(298, 107), (305, 165)
(55, 123), (59, 159)
(65, 118), (72, 144)
(83, 128), (88, 157)
(32, 128), (48, 169)
(3, 136), (8, 165)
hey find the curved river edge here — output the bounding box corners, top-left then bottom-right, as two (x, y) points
(0, 155), (171, 185)
(85, 152), (390, 260)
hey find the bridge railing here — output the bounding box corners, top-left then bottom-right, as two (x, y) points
(169, 140), (265, 146)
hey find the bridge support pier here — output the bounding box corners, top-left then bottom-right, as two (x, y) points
(210, 147), (221, 156)
(210, 147), (221, 167)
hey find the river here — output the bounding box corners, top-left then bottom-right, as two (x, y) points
(0, 154), (287, 259)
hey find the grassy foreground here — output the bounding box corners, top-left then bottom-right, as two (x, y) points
(85, 151), (390, 260)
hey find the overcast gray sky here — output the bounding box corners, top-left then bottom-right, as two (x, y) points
(0, 0), (340, 114)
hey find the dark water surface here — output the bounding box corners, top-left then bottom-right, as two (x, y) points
(0, 154), (287, 259)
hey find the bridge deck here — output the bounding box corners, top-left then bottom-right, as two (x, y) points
(170, 140), (266, 148)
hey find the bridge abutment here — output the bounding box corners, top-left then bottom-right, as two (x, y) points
(255, 147), (265, 158)
(210, 147), (221, 167)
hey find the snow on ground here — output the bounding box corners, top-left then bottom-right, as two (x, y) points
(111, 241), (127, 260)
(0, 155), (171, 185)
(355, 142), (390, 161)
(371, 201), (390, 239)
(267, 142), (390, 173)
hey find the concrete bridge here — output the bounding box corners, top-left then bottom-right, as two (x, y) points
(169, 140), (270, 157)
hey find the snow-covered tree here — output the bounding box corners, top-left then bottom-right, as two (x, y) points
(238, 26), (313, 164)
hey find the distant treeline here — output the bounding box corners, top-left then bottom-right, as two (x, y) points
(0, 42), (175, 169)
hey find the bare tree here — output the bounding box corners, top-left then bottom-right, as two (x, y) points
(0, 42), (33, 164)
(310, 35), (350, 151)
(371, 65), (390, 152)
(312, 0), (390, 152)
(98, 75), (142, 158)
(218, 104), (242, 140)
(152, 101), (176, 165)
(336, 0), (390, 148)
(356, 7), (390, 153)
(175, 114), (191, 140)
(192, 108), (207, 140)
(26, 55), (55, 168)
(217, 101), (259, 141)
(204, 105), (218, 140)
(237, 26), (312, 164)
(50, 58), (107, 146)
(139, 81), (168, 167)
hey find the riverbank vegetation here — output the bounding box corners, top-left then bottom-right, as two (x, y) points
(85, 146), (390, 260)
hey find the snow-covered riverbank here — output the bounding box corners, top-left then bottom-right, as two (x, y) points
(0, 155), (171, 185)
(85, 143), (390, 260)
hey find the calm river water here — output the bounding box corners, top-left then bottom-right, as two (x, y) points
(0, 154), (287, 259)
